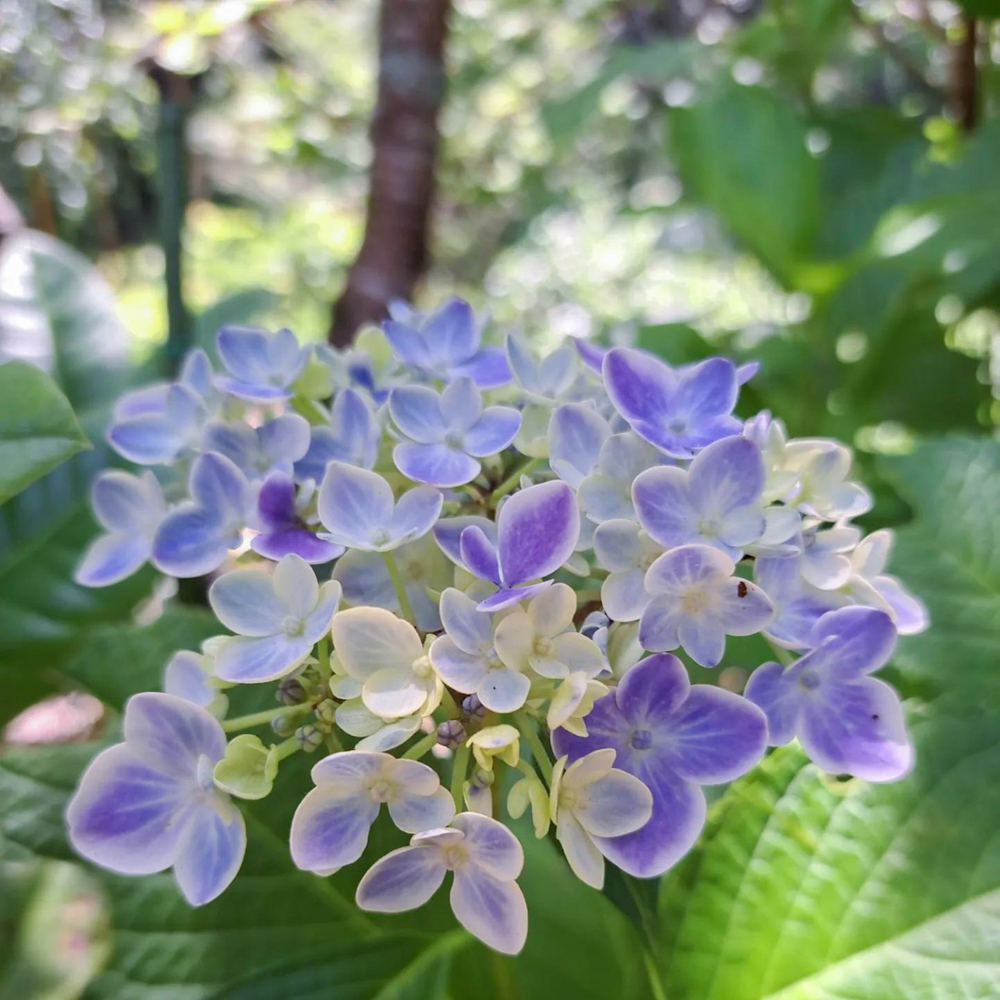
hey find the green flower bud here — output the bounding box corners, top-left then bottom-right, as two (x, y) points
(213, 735), (278, 800)
(295, 725), (324, 752)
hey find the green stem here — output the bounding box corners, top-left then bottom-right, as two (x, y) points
(222, 704), (310, 734)
(450, 745), (470, 810)
(381, 550), (416, 625)
(402, 732), (439, 760)
(316, 636), (332, 680)
(490, 457), (542, 507)
(764, 637), (794, 667)
(439, 686), (460, 718)
(271, 736), (300, 764)
(514, 713), (553, 786)
(642, 950), (668, 1000)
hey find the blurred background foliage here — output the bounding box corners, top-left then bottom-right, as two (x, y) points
(0, 0), (999, 998)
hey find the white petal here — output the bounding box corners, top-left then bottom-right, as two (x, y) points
(272, 553), (320, 618)
(388, 787), (456, 834)
(477, 668), (531, 713)
(556, 811), (604, 889)
(527, 583), (576, 638)
(428, 637), (488, 693)
(208, 570), (285, 637)
(451, 812), (524, 880)
(331, 607), (423, 680)
(575, 770), (652, 838)
(173, 802), (246, 906)
(310, 751), (388, 790)
(451, 868), (528, 955)
(550, 632), (605, 678)
(356, 717), (422, 752)
(362, 667), (432, 719)
(290, 786), (379, 873)
(563, 748), (617, 789)
(213, 634), (313, 683)
(493, 609), (534, 671)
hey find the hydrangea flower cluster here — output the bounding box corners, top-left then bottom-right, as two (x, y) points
(67, 301), (927, 953)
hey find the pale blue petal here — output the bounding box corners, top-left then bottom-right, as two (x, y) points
(356, 846), (447, 912)
(450, 868), (528, 955)
(217, 326), (271, 384)
(209, 570), (286, 636)
(123, 692), (226, 774)
(189, 452), (250, 521)
(460, 526), (501, 583)
(434, 516), (497, 566)
(90, 470), (160, 532)
(107, 413), (184, 464)
(214, 634), (314, 683)
(152, 505), (235, 578)
(441, 378), (483, 431)
(424, 298), (478, 365)
(548, 404), (611, 487)
(260, 413), (311, 465)
(173, 803), (246, 905)
(391, 486), (443, 542)
(464, 407), (520, 457)
(744, 661), (802, 745)
(290, 787), (379, 872)
(318, 463), (395, 546)
(451, 347), (512, 388)
(394, 442), (480, 488)
(439, 588), (493, 653)
(75, 532), (150, 587)
(390, 386), (447, 444)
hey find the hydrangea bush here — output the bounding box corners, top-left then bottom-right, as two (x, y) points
(66, 299), (927, 954)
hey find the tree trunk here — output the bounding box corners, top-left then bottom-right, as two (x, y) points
(330, 0), (451, 347)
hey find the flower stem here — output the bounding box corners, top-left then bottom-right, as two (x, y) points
(490, 457), (541, 507)
(764, 637), (795, 667)
(315, 636), (332, 679)
(402, 732), (439, 760)
(381, 550), (416, 625)
(271, 736), (300, 764)
(515, 713), (553, 786)
(450, 745), (470, 810)
(222, 704), (310, 734)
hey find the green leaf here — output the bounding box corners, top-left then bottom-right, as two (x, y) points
(0, 361), (89, 504)
(669, 85), (820, 286)
(879, 436), (1000, 705)
(659, 709), (1000, 999)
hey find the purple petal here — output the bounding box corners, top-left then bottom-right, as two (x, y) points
(66, 744), (188, 875)
(259, 413), (311, 465)
(90, 471), (159, 532)
(215, 377), (292, 403)
(637, 595), (683, 652)
(384, 321), (434, 367)
(676, 357), (738, 422)
(435, 516), (497, 567)
(123, 692), (227, 774)
(644, 545), (734, 596)
(736, 360), (759, 384)
(615, 654), (689, 723)
(659, 685), (767, 783)
(475, 581), (552, 612)
(451, 347), (512, 389)
(688, 435), (764, 516)
(874, 576), (928, 636)
(441, 378), (483, 431)
(632, 466), (695, 547)
(460, 526), (501, 584)
(189, 452), (250, 520)
(593, 764), (706, 877)
(574, 337), (607, 373)
(217, 326), (270, 384)
(799, 676), (912, 782)
(603, 347), (675, 431)
(806, 606), (897, 679)
(173, 804), (246, 905)
(548, 404), (611, 487)
(152, 504), (236, 578)
(390, 486), (444, 541)
(356, 846), (447, 912)
(464, 407), (521, 457)
(107, 414), (184, 465)
(450, 868), (528, 955)
(75, 533), (150, 587)
(424, 298), (479, 365)
(744, 661), (801, 745)
(257, 472), (296, 530)
(676, 615), (727, 668)
(496, 480), (580, 587)
(252, 527), (344, 563)
(290, 787), (379, 872)
(180, 348), (213, 397)
(714, 578), (775, 635)
(389, 386), (447, 444)
(393, 442), (481, 488)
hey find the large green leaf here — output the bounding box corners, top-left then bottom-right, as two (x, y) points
(659, 710), (1000, 999)
(669, 84), (821, 286)
(0, 360), (89, 504)
(879, 436), (1000, 705)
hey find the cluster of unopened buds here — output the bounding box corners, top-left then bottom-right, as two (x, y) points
(67, 299), (927, 953)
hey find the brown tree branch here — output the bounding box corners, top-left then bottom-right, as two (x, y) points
(330, 0), (452, 348)
(950, 13), (978, 132)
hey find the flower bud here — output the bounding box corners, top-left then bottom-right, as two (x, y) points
(462, 693), (487, 718)
(471, 766), (494, 788)
(436, 719), (466, 748)
(295, 725), (324, 752)
(271, 714), (298, 737)
(277, 677), (307, 706)
(315, 699), (338, 726)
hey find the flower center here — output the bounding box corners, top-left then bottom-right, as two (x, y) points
(412, 655), (434, 679)
(441, 844), (469, 870)
(282, 615), (305, 637)
(445, 432), (464, 449)
(196, 754), (216, 793)
(681, 589), (708, 615)
(799, 671), (821, 691)
(697, 518), (719, 537)
(533, 636), (553, 657)
(558, 787), (580, 811)
(369, 779), (396, 803)
(668, 417), (687, 435)
(630, 728), (654, 751)
(370, 528), (391, 547)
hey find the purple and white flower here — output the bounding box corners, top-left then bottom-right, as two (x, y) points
(633, 435), (766, 560)
(603, 348), (741, 459)
(459, 480), (581, 611)
(290, 751), (454, 874)
(506, 333), (578, 405)
(295, 388), (380, 484)
(639, 544), (774, 667)
(389, 377), (520, 487)
(745, 606), (912, 781)
(209, 553), (341, 683)
(547, 403), (611, 488)
(782, 439), (872, 520)
(753, 555), (847, 650)
(843, 529), (928, 635)
(75, 470), (167, 586)
(152, 451), (255, 578)
(201, 413), (311, 481)
(577, 432), (663, 524)
(593, 520), (665, 622)
(215, 325), (310, 402)
(66, 692), (246, 906)
(356, 812), (528, 955)
(553, 654), (767, 876)
(163, 640), (228, 718)
(317, 462), (442, 552)
(383, 298), (511, 388)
